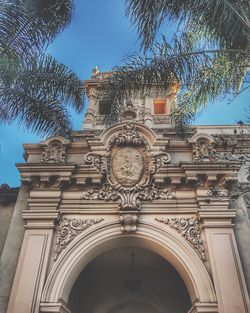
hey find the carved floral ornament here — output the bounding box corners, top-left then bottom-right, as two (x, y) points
(40, 137), (70, 163)
(192, 138), (216, 162)
(155, 216), (205, 261)
(82, 124), (175, 232)
(54, 217), (104, 260)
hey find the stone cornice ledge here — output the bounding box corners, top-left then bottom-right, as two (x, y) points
(187, 302), (218, 313)
(40, 299), (71, 313)
(198, 209), (236, 228)
(23, 210), (59, 229)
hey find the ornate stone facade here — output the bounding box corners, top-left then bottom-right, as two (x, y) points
(2, 72), (250, 313)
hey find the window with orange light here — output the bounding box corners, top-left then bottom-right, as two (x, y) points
(153, 99), (168, 114)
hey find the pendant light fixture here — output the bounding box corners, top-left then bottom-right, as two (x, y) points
(123, 252), (142, 293)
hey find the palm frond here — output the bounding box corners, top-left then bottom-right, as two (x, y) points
(99, 34), (248, 129)
(170, 102), (196, 136)
(0, 54), (85, 136)
(0, 0), (74, 63)
(19, 55), (84, 112)
(0, 87), (72, 137)
(24, 0), (74, 39)
(0, 3), (46, 61)
(125, 0), (249, 51)
(179, 54), (248, 112)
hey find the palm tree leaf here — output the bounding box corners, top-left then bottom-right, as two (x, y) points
(0, 54), (85, 136)
(98, 34), (248, 128)
(23, 0), (74, 39)
(125, 0), (249, 51)
(0, 86), (72, 136)
(18, 55), (85, 112)
(0, 2), (46, 61)
(0, 0), (74, 63)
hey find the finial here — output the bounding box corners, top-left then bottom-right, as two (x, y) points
(92, 66), (100, 77)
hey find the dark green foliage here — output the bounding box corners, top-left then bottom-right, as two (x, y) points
(99, 32), (248, 128)
(0, 0), (85, 137)
(98, 0), (249, 130)
(125, 0), (249, 51)
(0, 55), (84, 136)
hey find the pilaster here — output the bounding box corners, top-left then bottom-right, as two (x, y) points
(7, 182), (62, 313)
(199, 210), (250, 313)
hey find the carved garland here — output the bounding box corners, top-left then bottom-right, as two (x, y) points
(155, 216), (205, 261)
(82, 183), (175, 210)
(54, 217), (104, 260)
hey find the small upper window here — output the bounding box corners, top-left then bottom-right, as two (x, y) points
(99, 100), (111, 115)
(153, 99), (168, 115)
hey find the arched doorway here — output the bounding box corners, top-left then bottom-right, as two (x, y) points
(68, 247), (191, 313)
(41, 222), (218, 312)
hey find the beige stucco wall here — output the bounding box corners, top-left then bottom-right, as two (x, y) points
(0, 202), (16, 257)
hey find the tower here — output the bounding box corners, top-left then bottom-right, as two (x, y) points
(83, 67), (180, 129)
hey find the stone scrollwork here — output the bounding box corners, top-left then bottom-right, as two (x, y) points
(108, 123), (148, 150)
(54, 217), (104, 260)
(83, 123), (172, 232)
(84, 153), (108, 174)
(82, 183), (175, 210)
(156, 216), (205, 261)
(41, 137), (70, 163)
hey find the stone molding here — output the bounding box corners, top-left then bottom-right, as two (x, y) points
(187, 302), (218, 313)
(16, 164), (75, 189)
(156, 216), (205, 260)
(40, 299), (71, 313)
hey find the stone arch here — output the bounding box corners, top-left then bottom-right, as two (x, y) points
(100, 121), (158, 149)
(41, 221), (217, 306)
(188, 133), (215, 145)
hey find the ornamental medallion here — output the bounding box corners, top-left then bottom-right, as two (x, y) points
(112, 147), (144, 187)
(83, 124), (172, 232)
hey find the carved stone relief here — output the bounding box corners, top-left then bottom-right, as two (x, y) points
(108, 123), (148, 150)
(112, 146), (144, 187)
(54, 217), (104, 260)
(82, 124), (174, 232)
(156, 216), (205, 260)
(192, 139), (216, 162)
(41, 138), (70, 163)
(153, 115), (171, 125)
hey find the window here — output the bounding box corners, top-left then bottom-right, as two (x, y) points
(153, 99), (168, 115)
(99, 100), (111, 115)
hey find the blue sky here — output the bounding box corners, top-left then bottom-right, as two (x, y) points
(0, 0), (249, 186)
